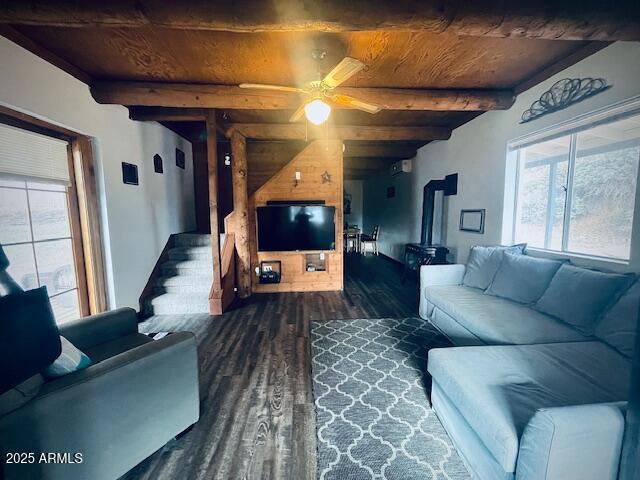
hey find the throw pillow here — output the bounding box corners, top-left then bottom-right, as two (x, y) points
(0, 287), (61, 394)
(535, 264), (636, 335)
(463, 244), (526, 290)
(594, 280), (639, 358)
(43, 337), (93, 379)
(486, 253), (564, 304)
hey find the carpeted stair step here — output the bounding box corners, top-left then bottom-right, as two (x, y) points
(154, 274), (212, 294)
(161, 259), (212, 276)
(174, 233), (212, 247)
(168, 246), (212, 261)
(145, 292), (210, 315)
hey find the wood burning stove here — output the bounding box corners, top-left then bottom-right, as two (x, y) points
(402, 174), (458, 282)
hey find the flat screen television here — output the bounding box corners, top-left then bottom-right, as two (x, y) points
(257, 205), (336, 252)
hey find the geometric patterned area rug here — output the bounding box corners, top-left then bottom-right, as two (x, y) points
(311, 318), (470, 480)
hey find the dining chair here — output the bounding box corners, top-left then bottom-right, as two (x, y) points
(361, 225), (379, 255)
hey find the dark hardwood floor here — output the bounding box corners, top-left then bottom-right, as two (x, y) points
(122, 253), (419, 480)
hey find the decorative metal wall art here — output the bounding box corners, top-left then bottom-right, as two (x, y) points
(520, 78), (610, 123)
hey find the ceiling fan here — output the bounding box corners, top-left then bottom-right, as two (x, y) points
(238, 51), (381, 126)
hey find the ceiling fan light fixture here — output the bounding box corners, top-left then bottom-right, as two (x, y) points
(304, 99), (331, 125)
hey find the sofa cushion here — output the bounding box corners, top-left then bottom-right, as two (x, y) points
(427, 342), (630, 473)
(535, 265), (635, 335)
(462, 244), (526, 290)
(516, 402), (626, 480)
(84, 333), (153, 363)
(43, 336), (93, 379)
(425, 285), (590, 345)
(0, 287), (62, 394)
(486, 253), (563, 304)
(595, 280), (639, 358)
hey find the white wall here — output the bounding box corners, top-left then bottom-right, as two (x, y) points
(363, 42), (640, 272)
(363, 169), (419, 260)
(344, 180), (363, 228)
(0, 37), (196, 309)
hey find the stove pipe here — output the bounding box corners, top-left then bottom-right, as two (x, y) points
(420, 173), (458, 245)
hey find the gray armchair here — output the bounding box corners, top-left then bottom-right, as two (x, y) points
(0, 307), (199, 480)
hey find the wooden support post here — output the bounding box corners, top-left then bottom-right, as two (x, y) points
(230, 130), (251, 298)
(206, 110), (223, 314)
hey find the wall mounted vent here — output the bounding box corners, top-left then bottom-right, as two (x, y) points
(390, 159), (412, 176)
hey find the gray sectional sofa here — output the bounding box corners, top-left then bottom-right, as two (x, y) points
(0, 308), (200, 480)
(419, 246), (638, 480)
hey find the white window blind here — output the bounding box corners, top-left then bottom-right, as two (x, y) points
(0, 123), (70, 185)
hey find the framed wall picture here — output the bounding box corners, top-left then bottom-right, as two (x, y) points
(153, 154), (163, 173)
(460, 209), (485, 233)
(122, 162), (139, 185)
(175, 148), (185, 169)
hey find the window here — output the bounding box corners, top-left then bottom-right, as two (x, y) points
(0, 177), (82, 323)
(512, 111), (640, 261)
(0, 118), (98, 323)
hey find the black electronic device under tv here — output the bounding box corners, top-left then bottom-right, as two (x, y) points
(257, 205), (336, 252)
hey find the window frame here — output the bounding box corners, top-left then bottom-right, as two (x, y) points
(0, 105), (107, 316)
(507, 96), (640, 264)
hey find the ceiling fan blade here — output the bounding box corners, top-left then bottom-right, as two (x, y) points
(239, 83), (305, 94)
(289, 103), (307, 123)
(329, 94), (382, 114)
(322, 57), (365, 88)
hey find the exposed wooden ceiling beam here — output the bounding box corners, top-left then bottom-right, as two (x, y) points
(129, 106), (207, 121)
(343, 142), (420, 159)
(94, 81), (515, 111)
(344, 171), (386, 180)
(344, 157), (398, 170)
(1, 1), (638, 41)
(227, 123), (450, 141)
(335, 87), (515, 111)
(93, 82), (300, 109)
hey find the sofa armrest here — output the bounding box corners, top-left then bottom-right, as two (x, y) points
(58, 307), (138, 351)
(0, 332), (199, 480)
(420, 264), (466, 287)
(516, 402), (626, 480)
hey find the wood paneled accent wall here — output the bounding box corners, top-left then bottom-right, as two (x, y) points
(193, 140), (234, 234)
(249, 140), (343, 293)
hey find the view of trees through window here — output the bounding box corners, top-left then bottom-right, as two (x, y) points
(514, 113), (640, 260)
(0, 177), (81, 323)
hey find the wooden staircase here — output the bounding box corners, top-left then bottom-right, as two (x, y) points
(141, 232), (236, 316)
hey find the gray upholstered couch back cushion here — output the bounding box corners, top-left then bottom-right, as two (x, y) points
(535, 265), (636, 335)
(595, 280), (639, 358)
(463, 244), (526, 290)
(486, 253), (563, 304)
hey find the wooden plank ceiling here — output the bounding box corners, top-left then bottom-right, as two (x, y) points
(1, 1), (626, 179)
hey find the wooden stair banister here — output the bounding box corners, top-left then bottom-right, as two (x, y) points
(208, 232), (236, 314)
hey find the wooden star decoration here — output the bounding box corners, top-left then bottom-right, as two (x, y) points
(321, 170), (331, 184)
